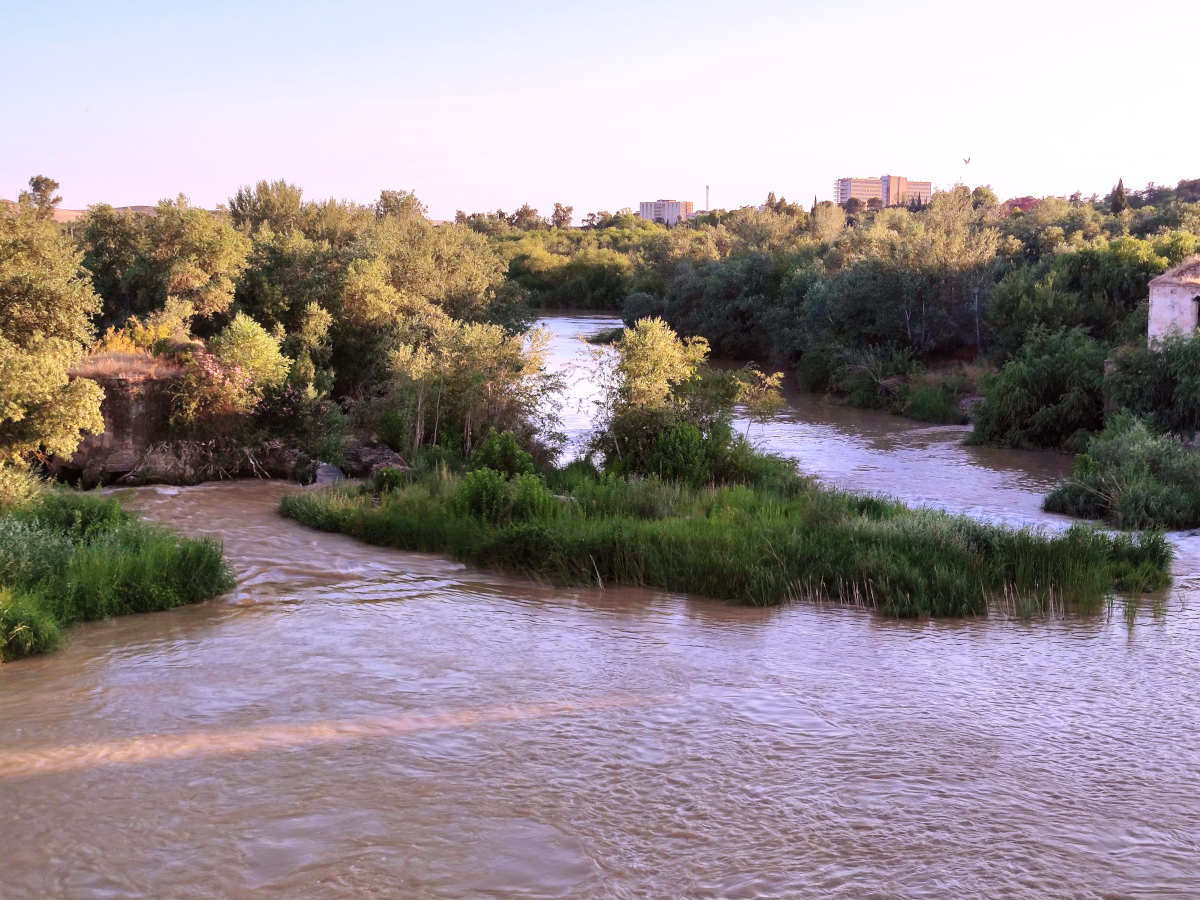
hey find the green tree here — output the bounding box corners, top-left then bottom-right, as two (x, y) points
(612, 317), (709, 409)
(509, 204), (544, 230)
(19, 175), (62, 220)
(810, 202), (846, 243)
(1110, 178), (1129, 214)
(143, 196), (250, 317)
(551, 202), (574, 229)
(375, 189), (427, 221)
(229, 179), (304, 233)
(0, 201), (104, 462)
(971, 185), (998, 209)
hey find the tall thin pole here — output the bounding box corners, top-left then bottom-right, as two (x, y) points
(706, 184), (710, 210)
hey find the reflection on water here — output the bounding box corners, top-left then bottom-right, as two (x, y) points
(2, 314), (1199, 897)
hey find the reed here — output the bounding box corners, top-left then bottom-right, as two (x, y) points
(0, 492), (233, 661)
(281, 468), (1170, 618)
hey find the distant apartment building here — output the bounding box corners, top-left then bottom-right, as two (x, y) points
(638, 199), (694, 225)
(832, 175), (932, 207)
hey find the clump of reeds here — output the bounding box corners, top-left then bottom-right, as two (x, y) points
(280, 463), (1171, 619)
(0, 491), (233, 661)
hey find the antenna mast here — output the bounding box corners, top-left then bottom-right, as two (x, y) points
(706, 184), (710, 210)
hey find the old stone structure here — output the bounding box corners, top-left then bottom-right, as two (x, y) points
(1148, 255), (1200, 345)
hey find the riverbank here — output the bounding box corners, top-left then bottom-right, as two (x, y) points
(0, 491), (233, 660)
(280, 468), (1170, 618)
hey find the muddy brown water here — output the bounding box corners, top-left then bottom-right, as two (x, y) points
(3, 313), (1199, 897)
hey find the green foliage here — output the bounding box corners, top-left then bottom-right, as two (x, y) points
(1045, 412), (1200, 529)
(903, 381), (968, 425)
(970, 326), (1107, 449)
(645, 423), (707, 484)
(451, 467), (554, 524)
(283, 465), (1170, 619)
(0, 491), (233, 660)
(0, 464), (43, 513)
(0, 200), (105, 462)
(469, 429), (536, 477)
(1105, 336), (1200, 437)
(208, 312), (290, 392)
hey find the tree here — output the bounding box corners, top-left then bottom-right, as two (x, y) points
(551, 202), (573, 229)
(971, 185), (998, 209)
(509, 203), (544, 230)
(143, 196), (250, 317)
(867, 197), (884, 211)
(80, 204), (149, 325)
(612, 317), (709, 409)
(843, 197), (864, 215)
(375, 189), (427, 222)
(19, 176), (62, 220)
(0, 201), (104, 462)
(229, 180), (304, 233)
(1110, 178), (1129, 214)
(810, 202), (846, 243)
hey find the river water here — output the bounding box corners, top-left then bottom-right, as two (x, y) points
(2, 313), (1199, 897)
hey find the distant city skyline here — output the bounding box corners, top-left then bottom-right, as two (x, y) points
(2, 0), (1193, 221)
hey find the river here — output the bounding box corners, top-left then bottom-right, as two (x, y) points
(2, 313), (1198, 897)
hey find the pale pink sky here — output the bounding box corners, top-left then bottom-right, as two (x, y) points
(3, 0), (1195, 220)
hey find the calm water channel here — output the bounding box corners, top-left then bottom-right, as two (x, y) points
(2, 313), (1198, 897)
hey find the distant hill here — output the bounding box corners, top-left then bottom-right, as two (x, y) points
(1, 199), (158, 222)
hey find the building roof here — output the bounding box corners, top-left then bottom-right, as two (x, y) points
(1151, 255), (1200, 288)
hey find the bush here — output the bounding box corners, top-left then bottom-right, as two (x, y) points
(0, 464), (43, 514)
(645, 423), (708, 484)
(208, 312), (290, 392)
(1045, 412), (1200, 528)
(1105, 336), (1200, 437)
(469, 429), (536, 477)
(904, 382), (968, 424)
(970, 326), (1106, 449)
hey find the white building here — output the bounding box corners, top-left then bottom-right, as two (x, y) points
(1148, 256), (1200, 345)
(638, 199), (694, 225)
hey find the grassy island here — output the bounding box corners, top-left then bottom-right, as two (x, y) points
(0, 489), (233, 661)
(282, 464), (1169, 619)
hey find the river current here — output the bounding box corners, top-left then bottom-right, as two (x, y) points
(2, 313), (1198, 897)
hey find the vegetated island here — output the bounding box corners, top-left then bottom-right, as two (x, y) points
(282, 320), (1171, 619)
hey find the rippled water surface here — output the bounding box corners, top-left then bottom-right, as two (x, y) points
(3, 314), (1199, 897)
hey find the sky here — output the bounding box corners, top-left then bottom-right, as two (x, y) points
(2, 0), (1196, 220)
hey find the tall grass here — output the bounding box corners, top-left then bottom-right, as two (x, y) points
(281, 468), (1170, 618)
(1045, 412), (1200, 529)
(0, 492), (233, 661)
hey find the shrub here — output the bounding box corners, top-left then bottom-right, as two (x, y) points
(970, 326), (1106, 449)
(469, 429), (536, 477)
(645, 423), (708, 484)
(903, 382), (968, 424)
(208, 312), (290, 392)
(453, 467), (513, 523)
(0, 464), (43, 513)
(1044, 412), (1200, 528)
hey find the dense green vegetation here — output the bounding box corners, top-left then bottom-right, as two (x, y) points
(282, 457), (1169, 619)
(282, 320), (1170, 617)
(0, 489), (233, 661)
(1045, 413), (1200, 530)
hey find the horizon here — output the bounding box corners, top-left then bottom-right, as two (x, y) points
(3, 0), (1194, 220)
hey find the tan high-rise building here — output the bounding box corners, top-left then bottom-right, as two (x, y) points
(833, 175), (932, 207)
(638, 199), (695, 225)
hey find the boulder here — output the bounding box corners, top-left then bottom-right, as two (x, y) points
(341, 441), (409, 477)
